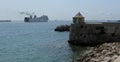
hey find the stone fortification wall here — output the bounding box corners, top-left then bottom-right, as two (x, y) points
(68, 12), (120, 46)
(69, 23), (120, 46)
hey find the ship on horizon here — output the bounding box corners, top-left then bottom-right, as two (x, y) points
(24, 15), (48, 22)
(0, 20), (11, 22)
(20, 12), (49, 22)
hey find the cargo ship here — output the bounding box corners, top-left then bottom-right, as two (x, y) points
(20, 12), (48, 22)
(24, 15), (48, 22)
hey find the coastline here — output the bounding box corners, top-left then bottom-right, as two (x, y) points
(72, 42), (120, 62)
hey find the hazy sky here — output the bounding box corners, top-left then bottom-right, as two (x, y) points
(0, 0), (120, 21)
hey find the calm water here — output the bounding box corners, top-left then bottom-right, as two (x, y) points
(0, 21), (87, 62)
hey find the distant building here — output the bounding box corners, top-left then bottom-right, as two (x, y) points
(68, 12), (120, 46)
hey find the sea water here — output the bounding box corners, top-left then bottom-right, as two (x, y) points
(0, 21), (87, 62)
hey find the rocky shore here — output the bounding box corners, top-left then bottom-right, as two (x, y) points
(54, 25), (70, 32)
(72, 42), (120, 62)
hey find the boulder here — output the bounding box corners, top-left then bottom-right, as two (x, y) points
(54, 25), (70, 32)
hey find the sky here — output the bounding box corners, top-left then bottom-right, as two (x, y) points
(0, 0), (120, 21)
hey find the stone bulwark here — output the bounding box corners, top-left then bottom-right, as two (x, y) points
(72, 42), (120, 62)
(69, 12), (120, 46)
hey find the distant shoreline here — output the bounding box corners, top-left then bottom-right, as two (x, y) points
(0, 20), (11, 22)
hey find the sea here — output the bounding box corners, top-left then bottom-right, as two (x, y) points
(0, 21), (87, 62)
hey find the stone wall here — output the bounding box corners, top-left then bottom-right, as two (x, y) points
(68, 12), (120, 46)
(69, 22), (120, 46)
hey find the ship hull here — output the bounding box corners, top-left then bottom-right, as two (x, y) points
(24, 15), (48, 22)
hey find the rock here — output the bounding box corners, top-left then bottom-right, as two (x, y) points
(79, 42), (120, 62)
(101, 50), (108, 54)
(72, 58), (82, 62)
(91, 58), (101, 62)
(112, 55), (118, 60)
(114, 56), (120, 62)
(104, 57), (112, 61)
(54, 25), (70, 32)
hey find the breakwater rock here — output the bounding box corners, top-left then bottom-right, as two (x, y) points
(54, 25), (70, 32)
(73, 42), (120, 62)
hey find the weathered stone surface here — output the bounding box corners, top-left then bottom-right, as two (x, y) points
(72, 58), (82, 62)
(114, 56), (120, 62)
(73, 42), (120, 62)
(54, 25), (70, 32)
(69, 34), (120, 46)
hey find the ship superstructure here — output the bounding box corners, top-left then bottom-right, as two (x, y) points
(20, 12), (48, 22)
